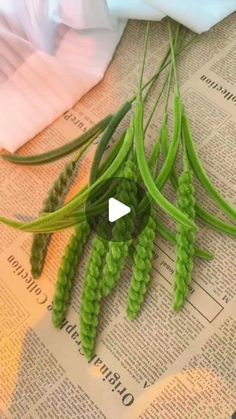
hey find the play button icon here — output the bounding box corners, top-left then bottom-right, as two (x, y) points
(108, 198), (131, 222)
(85, 177), (151, 242)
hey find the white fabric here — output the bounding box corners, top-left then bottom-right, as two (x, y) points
(107, 0), (166, 21)
(0, 1), (235, 152)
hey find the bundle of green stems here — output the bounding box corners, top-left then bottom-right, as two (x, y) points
(1, 21), (235, 359)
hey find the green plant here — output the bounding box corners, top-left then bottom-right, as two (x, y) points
(127, 208), (157, 319)
(30, 159), (78, 278)
(80, 235), (108, 359)
(0, 20), (235, 361)
(134, 24), (195, 231)
(1, 116), (112, 165)
(173, 151), (196, 311)
(89, 102), (131, 184)
(53, 222), (90, 327)
(102, 156), (138, 297)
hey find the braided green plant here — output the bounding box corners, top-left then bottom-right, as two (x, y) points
(52, 221), (91, 328)
(173, 151), (196, 312)
(80, 235), (109, 359)
(102, 157), (138, 297)
(127, 207), (157, 319)
(30, 159), (78, 278)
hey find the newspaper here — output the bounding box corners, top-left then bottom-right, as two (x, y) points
(0, 14), (236, 419)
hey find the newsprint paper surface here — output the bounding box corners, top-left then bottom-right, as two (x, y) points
(0, 14), (236, 419)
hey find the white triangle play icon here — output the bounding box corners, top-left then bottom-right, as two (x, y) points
(108, 198), (131, 223)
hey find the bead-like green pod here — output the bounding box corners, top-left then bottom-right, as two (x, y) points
(80, 236), (108, 359)
(127, 208), (157, 319)
(30, 160), (77, 278)
(102, 158), (138, 297)
(173, 164), (196, 312)
(52, 222), (90, 327)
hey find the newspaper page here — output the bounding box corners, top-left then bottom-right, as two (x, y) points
(0, 13), (236, 419)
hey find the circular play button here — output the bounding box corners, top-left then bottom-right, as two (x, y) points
(85, 177), (151, 242)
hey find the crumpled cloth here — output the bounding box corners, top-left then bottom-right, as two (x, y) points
(0, 0), (235, 152)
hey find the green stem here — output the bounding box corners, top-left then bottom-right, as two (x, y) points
(0, 32), (197, 233)
(156, 97), (182, 190)
(139, 22), (151, 91)
(168, 21), (180, 96)
(144, 75), (169, 134)
(129, 33), (196, 105)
